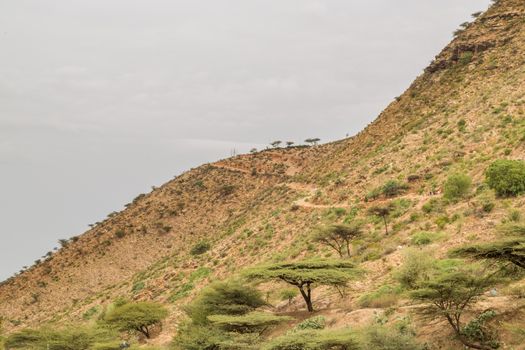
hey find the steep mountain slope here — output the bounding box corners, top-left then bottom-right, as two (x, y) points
(1, 0), (525, 348)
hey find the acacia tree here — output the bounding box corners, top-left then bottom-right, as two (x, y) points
(243, 260), (360, 312)
(305, 138), (321, 146)
(270, 141), (282, 148)
(368, 204), (394, 235)
(452, 225), (525, 269)
(286, 141), (295, 148)
(312, 223), (362, 258)
(411, 266), (499, 350)
(104, 301), (168, 339)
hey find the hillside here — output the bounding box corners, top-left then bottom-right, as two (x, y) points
(2, 0), (525, 348)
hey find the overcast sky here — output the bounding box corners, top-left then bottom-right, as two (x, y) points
(0, 0), (492, 281)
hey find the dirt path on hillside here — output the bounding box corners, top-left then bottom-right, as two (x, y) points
(211, 162), (433, 210)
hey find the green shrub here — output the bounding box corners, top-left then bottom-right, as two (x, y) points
(292, 316), (326, 332)
(394, 249), (435, 290)
(262, 329), (359, 350)
(382, 180), (409, 198)
(410, 232), (443, 246)
(190, 241), (211, 256)
(462, 310), (499, 348)
(92, 342), (122, 350)
(485, 160), (525, 197)
(208, 312), (293, 333)
(443, 173), (472, 201)
(6, 327), (116, 350)
(359, 324), (423, 350)
(185, 281), (265, 325)
(114, 230), (126, 239)
(422, 198), (443, 214)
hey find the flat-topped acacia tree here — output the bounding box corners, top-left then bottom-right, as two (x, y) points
(312, 223), (362, 258)
(243, 260), (360, 312)
(104, 301), (168, 339)
(452, 225), (525, 269)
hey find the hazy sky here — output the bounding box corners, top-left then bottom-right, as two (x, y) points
(0, 0), (492, 281)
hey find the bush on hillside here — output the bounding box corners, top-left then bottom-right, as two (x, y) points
(207, 312), (292, 333)
(394, 249), (435, 290)
(185, 281), (265, 325)
(443, 173), (472, 201)
(190, 241), (211, 256)
(262, 329), (359, 350)
(6, 327), (116, 350)
(382, 180), (409, 198)
(485, 160), (525, 197)
(360, 324), (423, 350)
(292, 316), (326, 332)
(104, 302), (168, 339)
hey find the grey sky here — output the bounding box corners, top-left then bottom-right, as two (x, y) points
(0, 0), (491, 281)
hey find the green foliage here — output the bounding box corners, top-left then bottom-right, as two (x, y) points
(421, 198), (443, 214)
(6, 326), (116, 350)
(451, 226), (525, 269)
(92, 342), (122, 350)
(244, 260), (360, 312)
(368, 204), (394, 235)
(262, 328), (359, 350)
(185, 281), (265, 325)
(410, 264), (499, 349)
(458, 51), (473, 65)
(443, 173), (472, 201)
(485, 160), (525, 197)
(381, 180), (409, 198)
(359, 324), (423, 350)
(410, 231), (443, 246)
(279, 288), (298, 305)
(394, 249), (435, 290)
(207, 312), (293, 333)
(462, 310), (499, 348)
(312, 223), (362, 258)
(190, 241), (211, 256)
(292, 316), (326, 332)
(172, 323), (231, 350)
(104, 302), (168, 338)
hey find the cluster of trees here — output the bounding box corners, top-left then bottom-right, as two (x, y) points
(269, 139), (321, 149)
(174, 279), (422, 349)
(4, 300), (168, 350)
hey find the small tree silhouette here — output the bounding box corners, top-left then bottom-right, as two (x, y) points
(305, 138), (321, 146)
(270, 141), (282, 148)
(368, 203), (394, 235)
(286, 141), (295, 148)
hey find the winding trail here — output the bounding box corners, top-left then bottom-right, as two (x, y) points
(211, 162), (434, 210)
